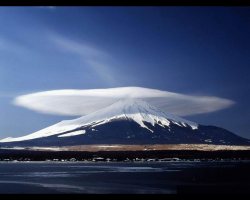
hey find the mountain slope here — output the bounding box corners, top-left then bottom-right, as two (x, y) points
(0, 99), (249, 146)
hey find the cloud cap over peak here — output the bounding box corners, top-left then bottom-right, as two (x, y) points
(13, 87), (234, 117)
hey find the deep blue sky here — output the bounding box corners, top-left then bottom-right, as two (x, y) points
(0, 6), (249, 139)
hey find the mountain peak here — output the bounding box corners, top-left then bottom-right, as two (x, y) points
(1, 98), (249, 146)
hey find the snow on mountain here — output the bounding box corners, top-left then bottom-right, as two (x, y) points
(0, 99), (198, 143)
(57, 130), (86, 138)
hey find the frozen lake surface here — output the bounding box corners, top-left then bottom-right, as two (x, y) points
(0, 161), (250, 194)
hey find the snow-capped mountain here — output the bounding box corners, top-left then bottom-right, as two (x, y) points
(0, 99), (249, 146)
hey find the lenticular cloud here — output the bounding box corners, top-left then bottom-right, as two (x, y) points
(13, 87), (234, 117)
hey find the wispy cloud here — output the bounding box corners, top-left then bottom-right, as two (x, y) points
(51, 34), (107, 58)
(39, 6), (56, 11)
(85, 59), (116, 85)
(48, 32), (117, 85)
(13, 87), (235, 117)
(0, 30), (117, 85)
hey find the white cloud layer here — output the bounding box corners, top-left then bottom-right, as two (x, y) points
(13, 87), (234, 117)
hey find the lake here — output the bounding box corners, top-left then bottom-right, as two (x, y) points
(0, 161), (249, 194)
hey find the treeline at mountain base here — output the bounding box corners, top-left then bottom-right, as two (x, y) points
(1, 149), (250, 161)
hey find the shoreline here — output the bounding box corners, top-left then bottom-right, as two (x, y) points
(1, 144), (250, 152)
